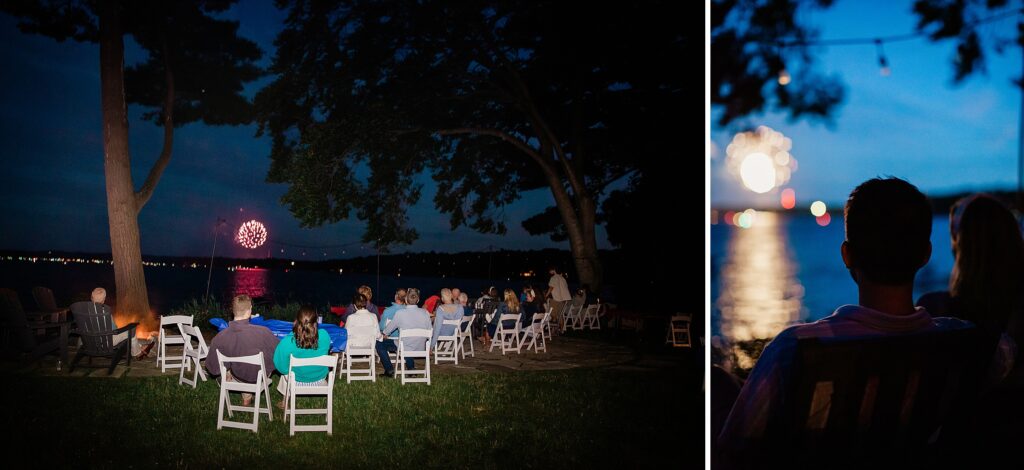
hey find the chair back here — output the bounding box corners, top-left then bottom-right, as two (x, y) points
(0, 288), (25, 315)
(161, 315), (193, 333)
(32, 286), (59, 311)
(290, 354), (338, 388)
(216, 350), (272, 431)
(753, 326), (988, 465)
(287, 354), (338, 435)
(180, 323), (208, 359)
(70, 301), (118, 355)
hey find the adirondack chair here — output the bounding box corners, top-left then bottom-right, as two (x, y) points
(736, 325), (988, 467)
(69, 301), (138, 375)
(0, 288), (71, 364)
(32, 286), (68, 316)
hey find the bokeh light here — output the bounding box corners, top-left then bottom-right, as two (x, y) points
(780, 188), (796, 210)
(236, 220), (268, 249)
(739, 153), (775, 194)
(725, 126), (798, 194)
(816, 213), (832, 226)
(810, 201), (827, 217)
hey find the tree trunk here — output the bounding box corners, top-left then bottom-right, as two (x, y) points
(576, 194), (603, 294)
(99, 0), (153, 332)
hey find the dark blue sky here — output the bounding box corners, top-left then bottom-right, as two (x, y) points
(0, 3), (607, 258)
(711, 1), (1021, 210)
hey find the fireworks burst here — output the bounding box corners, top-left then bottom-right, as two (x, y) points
(236, 220), (268, 249)
(725, 126), (797, 194)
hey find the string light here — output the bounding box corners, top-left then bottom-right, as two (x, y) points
(767, 7), (1021, 79)
(875, 39), (890, 76)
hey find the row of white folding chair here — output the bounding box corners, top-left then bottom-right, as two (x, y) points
(178, 323), (209, 388)
(216, 351), (274, 433)
(159, 314), (194, 372)
(283, 354), (337, 435)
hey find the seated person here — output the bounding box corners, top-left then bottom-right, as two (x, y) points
(208, 295), (280, 406)
(520, 286), (544, 327)
(423, 294), (441, 316)
(485, 288), (523, 347)
(379, 288), (406, 343)
(377, 288), (432, 377)
(571, 285), (588, 309)
(341, 285), (379, 324)
(273, 305), (331, 409)
(344, 293), (382, 351)
(717, 177), (970, 451)
(431, 288), (463, 347)
(474, 286), (499, 310)
(917, 194), (1024, 385)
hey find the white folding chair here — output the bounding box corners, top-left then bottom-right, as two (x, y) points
(489, 314), (521, 355)
(666, 314), (692, 348)
(283, 354), (337, 436)
(215, 351), (273, 432)
(341, 341), (377, 383)
(519, 311), (547, 353)
(178, 324), (208, 388)
(562, 304), (583, 332)
(458, 314), (475, 359)
(397, 328), (432, 385)
(581, 304), (600, 330)
(158, 314), (193, 372)
(434, 319), (461, 365)
(541, 307), (554, 341)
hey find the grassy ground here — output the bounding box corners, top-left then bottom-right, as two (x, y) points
(4, 356), (700, 467)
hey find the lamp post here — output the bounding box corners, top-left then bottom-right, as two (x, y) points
(205, 218), (227, 300)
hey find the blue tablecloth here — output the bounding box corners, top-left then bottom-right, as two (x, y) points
(209, 316), (347, 353)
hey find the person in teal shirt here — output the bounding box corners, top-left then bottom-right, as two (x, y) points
(273, 306), (331, 408)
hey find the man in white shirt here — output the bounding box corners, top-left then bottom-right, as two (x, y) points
(545, 266), (572, 330)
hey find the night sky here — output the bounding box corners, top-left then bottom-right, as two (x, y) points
(0, 3), (608, 258)
(711, 1), (1022, 210)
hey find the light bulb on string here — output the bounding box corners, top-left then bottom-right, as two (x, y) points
(778, 68), (791, 86)
(875, 39), (891, 76)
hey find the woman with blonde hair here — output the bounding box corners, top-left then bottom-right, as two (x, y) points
(431, 288), (464, 348)
(273, 305), (331, 409)
(484, 288), (522, 347)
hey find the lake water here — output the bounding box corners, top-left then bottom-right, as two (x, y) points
(710, 212), (954, 372)
(0, 261), (506, 315)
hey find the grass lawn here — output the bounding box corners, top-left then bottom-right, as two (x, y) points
(4, 359), (700, 467)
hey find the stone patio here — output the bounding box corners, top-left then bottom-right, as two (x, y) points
(5, 329), (689, 379)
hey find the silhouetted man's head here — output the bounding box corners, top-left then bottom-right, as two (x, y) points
(843, 177), (932, 286)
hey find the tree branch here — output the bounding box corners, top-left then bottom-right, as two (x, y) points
(595, 168), (638, 193)
(437, 127), (552, 168)
(135, 32), (175, 212)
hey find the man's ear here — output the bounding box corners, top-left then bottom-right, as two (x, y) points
(841, 241), (853, 269)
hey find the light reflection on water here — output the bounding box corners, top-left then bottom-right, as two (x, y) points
(714, 212), (805, 372)
(232, 268), (269, 299)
